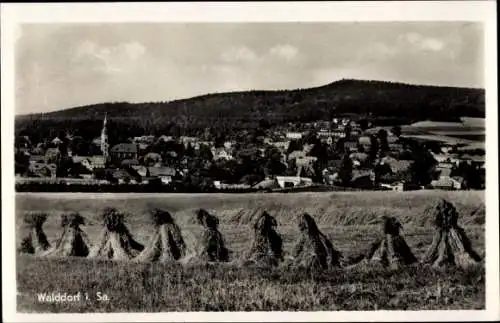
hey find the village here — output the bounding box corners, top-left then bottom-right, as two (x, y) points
(14, 114), (485, 192)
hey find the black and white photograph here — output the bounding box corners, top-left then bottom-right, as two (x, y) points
(1, 2), (498, 322)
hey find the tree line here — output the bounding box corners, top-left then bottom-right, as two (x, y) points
(16, 79), (485, 139)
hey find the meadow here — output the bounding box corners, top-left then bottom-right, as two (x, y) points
(15, 190), (486, 312)
(400, 118), (485, 146)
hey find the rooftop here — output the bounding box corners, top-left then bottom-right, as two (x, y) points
(149, 166), (176, 177)
(111, 143), (138, 153)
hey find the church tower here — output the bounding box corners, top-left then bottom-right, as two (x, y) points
(101, 113), (109, 159)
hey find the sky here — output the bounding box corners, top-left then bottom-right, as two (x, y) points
(15, 22), (484, 115)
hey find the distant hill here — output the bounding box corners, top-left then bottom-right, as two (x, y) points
(16, 79), (485, 140)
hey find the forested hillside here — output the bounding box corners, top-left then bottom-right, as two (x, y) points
(16, 79), (485, 142)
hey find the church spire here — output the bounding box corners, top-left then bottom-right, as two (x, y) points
(101, 113), (109, 159)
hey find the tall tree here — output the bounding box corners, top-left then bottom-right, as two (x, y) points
(309, 142), (329, 165)
(264, 159), (287, 177)
(377, 129), (389, 155)
(198, 144), (213, 162)
(185, 143), (196, 158)
(451, 161), (483, 189)
(344, 123), (352, 140)
(338, 154), (353, 186)
(287, 139), (303, 154)
(407, 147), (437, 186)
(335, 137), (346, 154)
(391, 125), (402, 138)
(368, 135), (379, 161)
(358, 119), (369, 132)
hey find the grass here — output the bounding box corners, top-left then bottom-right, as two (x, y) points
(17, 256), (485, 312)
(15, 191), (485, 312)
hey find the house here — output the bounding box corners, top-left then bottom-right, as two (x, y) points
(30, 155), (47, 164)
(341, 118), (351, 126)
(213, 180), (222, 189)
(71, 160), (93, 179)
(29, 162), (57, 178)
(138, 143), (150, 151)
(295, 156), (317, 167)
(389, 142), (404, 152)
(32, 145), (46, 155)
(286, 132), (303, 140)
(343, 140), (358, 152)
(121, 159), (140, 167)
(303, 144), (315, 154)
(75, 158), (92, 172)
(350, 129), (361, 138)
(89, 156), (106, 169)
(133, 135), (156, 144)
(158, 135), (174, 142)
(262, 137), (273, 145)
(317, 131), (335, 145)
(321, 168), (338, 185)
(92, 137), (102, 147)
(72, 155), (89, 164)
(451, 176), (465, 189)
(272, 141), (290, 152)
(111, 143), (138, 160)
(132, 165), (148, 177)
(253, 177), (280, 190)
(51, 137), (63, 146)
(436, 167), (452, 178)
(324, 137), (334, 145)
(45, 148), (62, 162)
(394, 182), (407, 191)
(317, 130), (334, 138)
(351, 169), (375, 188)
(223, 141), (236, 151)
(195, 141), (215, 150)
(380, 181), (409, 192)
(217, 183), (252, 190)
(71, 156), (93, 172)
(460, 154), (485, 164)
(141, 177), (163, 186)
(431, 153), (460, 166)
(211, 147), (233, 161)
(431, 176), (463, 190)
(276, 176), (313, 189)
(288, 150), (307, 161)
(148, 166), (176, 184)
(143, 152), (162, 166)
(112, 169), (134, 184)
(441, 146), (454, 154)
(350, 152), (369, 163)
(165, 151), (178, 159)
(387, 135), (399, 144)
(380, 157), (412, 174)
(331, 130), (347, 138)
(358, 135), (371, 147)
(437, 161), (455, 169)
(180, 136), (199, 148)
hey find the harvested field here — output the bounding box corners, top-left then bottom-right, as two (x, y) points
(15, 191), (485, 312)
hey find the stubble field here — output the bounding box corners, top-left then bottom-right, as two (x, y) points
(15, 190), (486, 312)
